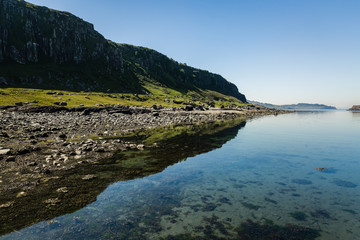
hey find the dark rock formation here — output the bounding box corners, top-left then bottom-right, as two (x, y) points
(0, 0), (122, 67)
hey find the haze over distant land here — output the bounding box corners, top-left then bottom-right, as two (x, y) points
(28, 0), (360, 109)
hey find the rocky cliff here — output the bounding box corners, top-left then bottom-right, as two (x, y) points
(0, 0), (122, 67)
(0, 0), (246, 102)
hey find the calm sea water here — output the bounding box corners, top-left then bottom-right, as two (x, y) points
(2, 111), (360, 239)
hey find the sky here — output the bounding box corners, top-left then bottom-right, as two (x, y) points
(28, 0), (360, 109)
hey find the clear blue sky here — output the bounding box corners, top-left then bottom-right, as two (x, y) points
(29, 0), (360, 108)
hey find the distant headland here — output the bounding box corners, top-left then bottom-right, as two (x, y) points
(248, 101), (336, 110)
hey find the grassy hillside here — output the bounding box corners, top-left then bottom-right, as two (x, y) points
(0, 87), (245, 108)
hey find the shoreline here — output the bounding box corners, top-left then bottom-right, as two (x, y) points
(0, 105), (285, 235)
(0, 104), (285, 176)
(0, 105), (285, 191)
(0, 104), (286, 190)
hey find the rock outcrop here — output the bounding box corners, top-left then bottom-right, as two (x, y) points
(0, 0), (246, 102)
(348, 105), (360, 111)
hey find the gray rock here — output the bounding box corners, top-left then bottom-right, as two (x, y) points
(0, 149), (11, 155)
(82, 174), (96, 180)
(56, 187), (68, 193)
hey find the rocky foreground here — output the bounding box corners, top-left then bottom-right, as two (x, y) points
(0, 105), (282, 193)
(0, 105), (282, 191)
(0, 104), (285, 235)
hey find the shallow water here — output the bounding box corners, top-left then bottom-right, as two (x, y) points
(2, 111), (360, 239)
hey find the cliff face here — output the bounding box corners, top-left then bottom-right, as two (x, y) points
(0, 0), (246, 102)
(0, 0), (122, 68)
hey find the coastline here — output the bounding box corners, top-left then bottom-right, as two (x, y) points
(0, 105), (285, 235)
(0, 105), (285, 181)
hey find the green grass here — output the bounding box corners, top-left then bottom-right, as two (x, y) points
(0, 85), (246, 108)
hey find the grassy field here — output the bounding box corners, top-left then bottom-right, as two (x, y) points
(0, 83), (246, 108)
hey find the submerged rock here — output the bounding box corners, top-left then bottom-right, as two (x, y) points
(0, 201), (14, 208)
(44, 198), (61, 206)
(56, 187), (69, 193)
(292, 179), (312, 185)
(333, 179), (357, 188)
(236, 219), (320, 240)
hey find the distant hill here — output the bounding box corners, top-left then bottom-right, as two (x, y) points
(0, 0), (246, 103)
(249, 101), (336, 110)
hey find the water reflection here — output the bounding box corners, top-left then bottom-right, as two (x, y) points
(0, 118), (247, 236)
(351, 111), (360, 119)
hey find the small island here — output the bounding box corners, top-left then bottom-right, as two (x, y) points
(348, 105), (360, 111)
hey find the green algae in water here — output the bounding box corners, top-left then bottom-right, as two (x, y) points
(242, 202), (261, 210)
(290, 211), (308, 221)
(292, 179), (313, 185)
(333, 179), (357, 188)
(160, 220), (321, 240)
(342, 209), (357, 215)
(310, 209), (331, 219)
(264, 197), (278, 205)
(236, 220), (320, 240)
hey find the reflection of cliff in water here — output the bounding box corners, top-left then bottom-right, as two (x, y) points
(0, 118), (247, 236)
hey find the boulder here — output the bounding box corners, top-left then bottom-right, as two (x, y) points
(82, 174), (96, 180)
(0, 149), (11, 155)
